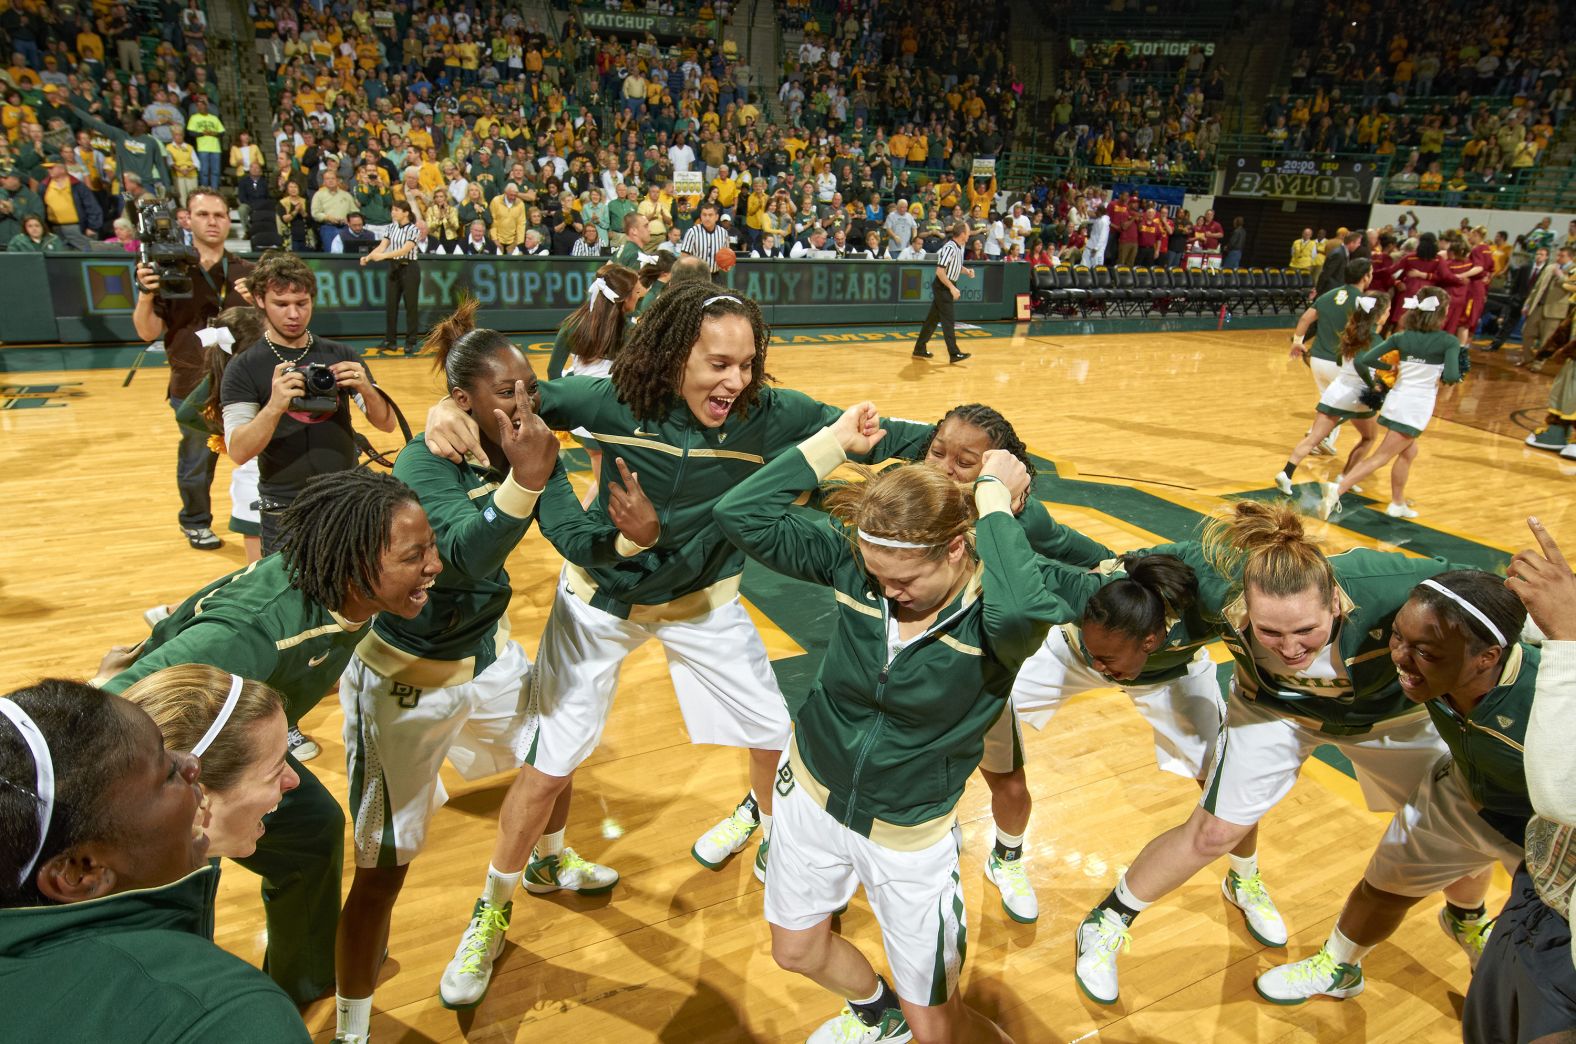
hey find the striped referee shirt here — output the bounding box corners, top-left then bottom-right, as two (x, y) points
(374, 220), (423, 259)
(681, 222), (731, 271)
(935, 239), (964, 282)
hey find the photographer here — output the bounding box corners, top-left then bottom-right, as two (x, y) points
(132, 186), (255, 552)
(220, 251), (396, 555)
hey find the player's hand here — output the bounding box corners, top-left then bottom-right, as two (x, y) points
(1509, 517), (1576, 640)
(495, 382), (557, 488)
(330, 360), (372, 394)
(136, 262), (161, 294)
(94, 643), (141, 681)
(606, 457), (660, 548)
(425, 397), (487, 465)
(978, 449), (1030, 504)
(266, 361), (307, 415)
(830, 400), (886, 456)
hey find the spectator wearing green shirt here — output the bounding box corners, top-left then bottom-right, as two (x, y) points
(186, 97), (225, 189)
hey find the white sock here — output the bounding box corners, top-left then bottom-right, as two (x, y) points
(759, 811), (772, 841)
(996, 827), (1026, 850)
(1325, 925), (1372, 966)
(482, 864), (522, 908)
(537, 828), (566, 858)
(848, 978), (885, 1007)
(335, 994), (372, 1038)
(1228, 851), (1259, 879)
(1114, 874), (1153, 914)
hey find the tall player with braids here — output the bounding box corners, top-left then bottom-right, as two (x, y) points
(421, 283), (935, 1009)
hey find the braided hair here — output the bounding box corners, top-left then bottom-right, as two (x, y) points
(610, 281), (773, 423)
(918, 403), (1037, 478)
(276, 468), (421, 612)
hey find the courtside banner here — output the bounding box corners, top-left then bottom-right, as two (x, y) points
(41, 255), (1022, 341)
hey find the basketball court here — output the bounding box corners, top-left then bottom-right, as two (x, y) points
(1, 324), (1566, 1042)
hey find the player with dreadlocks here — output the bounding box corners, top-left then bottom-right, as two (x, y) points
(103, 467), (442, 1009)
(421, 281), (936, 1010)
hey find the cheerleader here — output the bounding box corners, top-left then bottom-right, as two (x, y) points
(546, 262), (642, 505)
(716, 401), (1062, 1044)
(1319, 286), (1464, 521)
(1275, 294), (1388, 498)
(173, 306), (266, 562)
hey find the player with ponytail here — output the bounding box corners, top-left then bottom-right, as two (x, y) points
(1258, 569), (1538, 1003)
(1074, 500), (1460, 1006)
(333, 299), (659, 1039)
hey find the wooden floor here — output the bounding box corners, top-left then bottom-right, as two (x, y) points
(2, 325), (1569, 1044)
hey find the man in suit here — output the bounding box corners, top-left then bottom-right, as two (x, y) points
(1486, 247), (1543, 351)
(1315, 230), (1363, 297)
(1518, 246), (1573, 365)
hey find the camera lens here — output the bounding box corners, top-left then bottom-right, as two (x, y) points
(307, 366), (338, 394)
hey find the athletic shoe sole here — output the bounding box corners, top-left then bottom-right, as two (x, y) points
(1072, 935), (1119, 1006)
(690, 843), (734, 870)
(1252, 976), (1364, 1006)
(523, 877), (617, 896)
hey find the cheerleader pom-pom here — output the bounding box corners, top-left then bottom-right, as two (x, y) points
(1358, 386), (1389, 410)
(1456, 345), (1472, 377)
(206, 434), (226, 455)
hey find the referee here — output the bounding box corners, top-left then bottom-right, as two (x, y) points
(680, 201), (732, 281)
(912, 221), (974, 362)
(360, 200), (423, 354)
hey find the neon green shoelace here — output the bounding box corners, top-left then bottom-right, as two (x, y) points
(1236, 871), (1277, 916)
(712, 813), (756, 849)
(1093, 914), (1133, 965)
(558, 847), (596, 878)
(1288, 949), (1338, 987)
(1455, 915), (1492, 954)
(994, 856), (1033, 897)
(458, 905), (509, 975)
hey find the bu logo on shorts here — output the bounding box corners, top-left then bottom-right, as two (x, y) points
(775, 763), (796, 798)
(392, 681), (424, 708)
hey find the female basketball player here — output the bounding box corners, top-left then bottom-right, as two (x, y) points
(1461, 226), (1495, 347)
(1319, 286), (1463, 520)
(1073, 501), (1456, 1005)
(0, 680), (310, 1041)
(1256, 570), (1535, 1003)
(104, 468), (444, 1007)
(717, 401), (1060, 1044)
(341, 301), (658, 1037)
(546, 262), (642, 505)
(122, 664), (298, 861)
(175, 306), (267, 561)
(1275, 294), (1388, 498)
(423, 284), (935, 1010)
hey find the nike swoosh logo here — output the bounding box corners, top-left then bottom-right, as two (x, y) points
(633, 427), (658, 437)
(308, 652), (331, 667)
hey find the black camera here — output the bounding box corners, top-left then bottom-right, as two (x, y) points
(133, 191), (200, 299)
(287, 362), (340, 415)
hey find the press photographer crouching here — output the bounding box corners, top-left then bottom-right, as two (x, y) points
(132, 186), (255, 552)
(220, 251), (396, 555)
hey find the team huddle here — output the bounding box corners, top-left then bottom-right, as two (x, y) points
(1, 259), (1572, 1044)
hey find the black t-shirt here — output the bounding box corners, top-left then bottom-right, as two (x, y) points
(220, 336), (371, 499)
(152, 253), (255, 400)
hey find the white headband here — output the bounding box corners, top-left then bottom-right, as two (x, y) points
(857, 529), (935, 550)
(0, 698), (55, 888)
(190, 674), (246, 758)
(1419, 578), (1507, 647)
(1354, 296), (1377, 313)
(196, 326), (238, 355)
(1402, 295), (1441, 312)
(703, 294), (742, 308)
(585, 276), (621, 314)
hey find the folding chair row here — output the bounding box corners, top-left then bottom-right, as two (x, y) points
(1031, 265), (1315, 319)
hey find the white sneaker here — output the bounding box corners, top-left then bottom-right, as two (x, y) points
(331, 1035), (368, 1044)
(1074, 908), (1131, 1005)
(142, 604), (172, 630)
(985, 851), (1039, 923)
(1438, 906), (1494, 971)
(287, 724), (321, 762)
(1317, 483), (1342, 521)
(1274, 472), (1294, 496)
(438, 898), (511, 1010)
(524, 847), (618, 895)
(1313, 434), (1338, 456)
(691, 806), (760, 869)
(1254, 947), (1365, 1005)
(1384, 502), (1419, 519)
(1223, 870), (1288, 946)
(1562, 443), (1576, 460)
(806, 1005), (913, 1043)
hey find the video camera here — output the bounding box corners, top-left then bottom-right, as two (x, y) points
(133, 190), (200, 299)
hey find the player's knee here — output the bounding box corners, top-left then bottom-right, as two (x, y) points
(769, 928), (828, 975)
(1192, 812), (1250, 859)
(1356, 877), (1418, 910)
(903, 997), (959, 1044)
(981, 768), (1030, 805)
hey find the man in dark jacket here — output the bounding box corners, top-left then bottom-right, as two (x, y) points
(1487, 249), (1544, 351)
(1316, 230), (1363, 296)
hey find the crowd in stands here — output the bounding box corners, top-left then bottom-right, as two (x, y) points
(1261, 0), (1573, 204)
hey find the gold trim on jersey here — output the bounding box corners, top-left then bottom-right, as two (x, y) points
(787, 735), (957, 851)
(937, 634), (982, 657)
(834, 589), (881, 618)
(467, 482), (500, 501)
(353, 617), (510, 689)
(563, 563), (742, 624)
(689, 447), (767, 464)
(586, 431), (685, 456)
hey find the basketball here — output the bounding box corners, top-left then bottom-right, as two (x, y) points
(714, 246), (737, 271)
